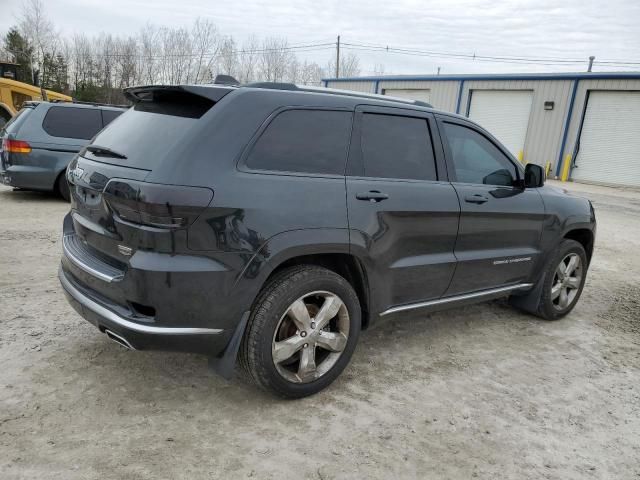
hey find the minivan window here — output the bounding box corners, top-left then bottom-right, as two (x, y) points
(1, 107), (32, 134)
(102, 109), (124, 127)
(11, 92), (32, 111)
(443, 122), (517, 186)
(42, 107), (103, 140)
(246, 109), (352, 175)
(360, 113), (437, 181)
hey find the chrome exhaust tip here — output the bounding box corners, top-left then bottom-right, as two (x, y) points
(104, 329), (135, 350)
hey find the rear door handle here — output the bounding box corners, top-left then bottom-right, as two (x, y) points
(464, 194), (489, 204)
(356, 190), (389, 202)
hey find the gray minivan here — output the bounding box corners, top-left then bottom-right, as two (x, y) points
(0, 101), (126, 200)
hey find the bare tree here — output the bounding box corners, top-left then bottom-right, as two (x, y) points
(326, 52), (361, 78)
(298, 60), (324, 85)
(373, 63), (386, 76)
(5, 1), (362, 102)
(190, 18), (219, 84)
(259, 37), (291, 82)
(18, 0), (59, 86)
(218, 36), (237, 77)
(237, 35), (260, 83)
(138, 24), (159, 85)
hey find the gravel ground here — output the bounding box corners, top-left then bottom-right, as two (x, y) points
(1, 180), (639, 480)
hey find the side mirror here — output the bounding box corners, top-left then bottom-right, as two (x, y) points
(483, 169), (515, 186)
(524, 163), (545, 188)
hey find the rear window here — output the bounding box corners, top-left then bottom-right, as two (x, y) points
(245, 109), (352, 175)
(85, 99), (207, 170)
(102, 109), (124, 126)
(43, 106), (103, 140)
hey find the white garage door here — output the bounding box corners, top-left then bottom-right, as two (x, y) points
(571, 91), (640, 187)
(468, 90), (533, 160)
(383, 88), (431, 103)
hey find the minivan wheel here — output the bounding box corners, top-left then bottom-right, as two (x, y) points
(56, 172), (70, 202)
(528, 239), (588, 320)
(239, 265), (361, 398)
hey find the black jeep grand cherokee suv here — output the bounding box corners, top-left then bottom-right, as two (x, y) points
(59, 83), (595, 397)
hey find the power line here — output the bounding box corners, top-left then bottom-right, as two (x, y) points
(72, 42), (336, 60)
(340, 41), (640, 68)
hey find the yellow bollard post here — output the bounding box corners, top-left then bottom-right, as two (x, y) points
(560, 154), (572, 181)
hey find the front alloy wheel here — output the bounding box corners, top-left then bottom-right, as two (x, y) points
(551, 253), (583, 310)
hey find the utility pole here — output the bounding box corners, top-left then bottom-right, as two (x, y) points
(587, 56), (595, 72)
(335, 35), (340, 78)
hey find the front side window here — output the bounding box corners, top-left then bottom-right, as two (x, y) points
(246, 109), (352, 175)
(42, 107), (103, 140)
(443, 122), (517, 186)
(360, 113), (437, 181)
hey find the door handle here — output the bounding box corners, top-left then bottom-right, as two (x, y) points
(356, 190), (389, 202)
(464, 194), (489, 204)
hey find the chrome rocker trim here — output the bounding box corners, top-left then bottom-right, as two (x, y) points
(380, 283), (534, 317)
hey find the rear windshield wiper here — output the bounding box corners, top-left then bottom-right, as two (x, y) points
(86, 145), (128, 159)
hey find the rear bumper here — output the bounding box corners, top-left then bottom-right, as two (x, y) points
(59, 265), (233, 355)
(0, 164), (59, 190)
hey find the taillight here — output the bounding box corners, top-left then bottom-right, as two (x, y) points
(103, 180), (213, 229)
(3, 139), (32, 154)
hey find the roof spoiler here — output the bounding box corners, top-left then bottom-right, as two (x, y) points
(123, 85), (233, 104)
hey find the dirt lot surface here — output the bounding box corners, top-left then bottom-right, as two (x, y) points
(1, 180), (639, 479)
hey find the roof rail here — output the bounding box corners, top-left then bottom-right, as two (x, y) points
(242, 82), (433, 108)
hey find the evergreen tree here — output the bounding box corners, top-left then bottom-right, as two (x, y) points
(3, 27), (35, 84)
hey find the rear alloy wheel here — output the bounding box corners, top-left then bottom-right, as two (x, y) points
(240, 266), (360, 398)
(272, 291), (350, 384)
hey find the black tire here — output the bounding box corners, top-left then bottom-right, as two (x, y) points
(56, 172), (70, 202)
(239, 265), (361, 398)
(515, 239), (588, 320)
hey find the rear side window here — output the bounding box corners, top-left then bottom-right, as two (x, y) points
(42, 107), (102, 140)
(246, 109), (352, 175)
(102, 109), (124, 127)
(360, 113), (437, 181)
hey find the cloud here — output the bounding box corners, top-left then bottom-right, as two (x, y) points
(1, 0), (638, 75)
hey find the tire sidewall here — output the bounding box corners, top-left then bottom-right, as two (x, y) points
(57, 173), (70, 202)
(254, 270), (361, 397)
(540, 240), (588, 319)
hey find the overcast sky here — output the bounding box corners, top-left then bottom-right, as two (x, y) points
(1, 0), (639, 77)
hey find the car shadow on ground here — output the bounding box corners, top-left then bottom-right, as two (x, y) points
(42, 298), (542, 407)
(0, 187), (66, 203)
